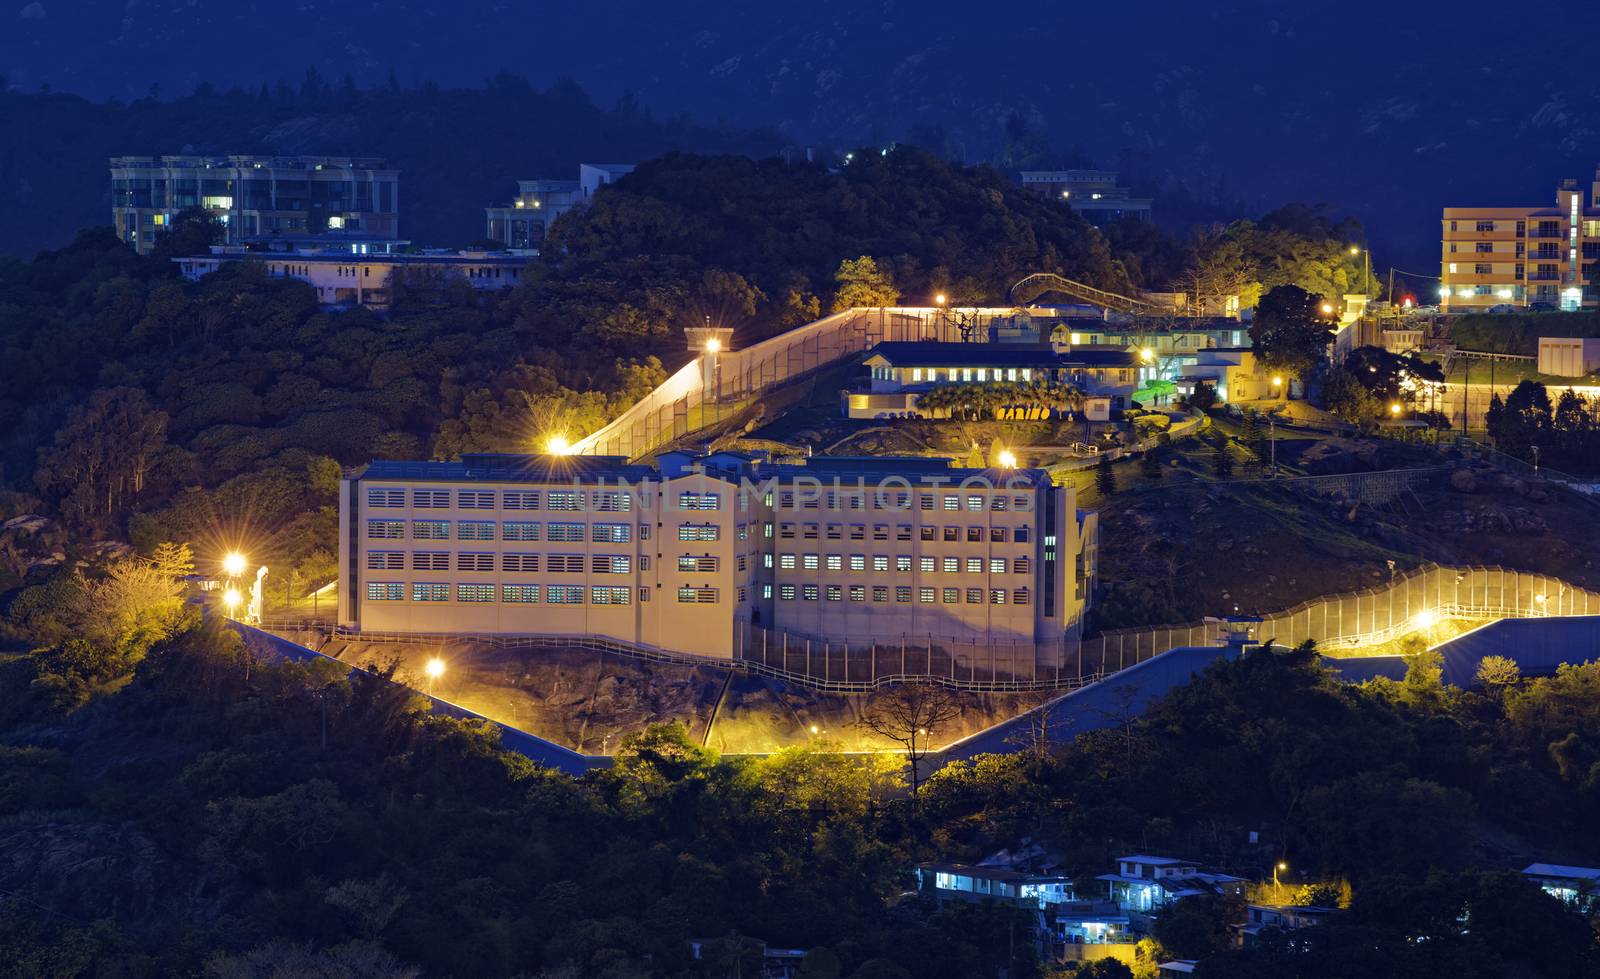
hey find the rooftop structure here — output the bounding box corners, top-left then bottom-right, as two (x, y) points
(1234, 905), (1338, 947)
(485, 163), (635, 250)
(1440, 169), (1600, 312)
(111, 154), (399, 254)
(337, 450), (1097, 661)
(844, 341), (1140, 419)
(1097, 856), (1247, 913)
(1521, 863), (1600, 908)
(1020, 170), (1152, 225)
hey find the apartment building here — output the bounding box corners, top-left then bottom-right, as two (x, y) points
(110, 155), (399, 254)
(1020, 170), (1152, 225)
(174, 245), (528, 308)
(337, 451), (1096, 660)
(1440, 170), (1600, 312)
(484, 163), (634, 250)
(842, 341), (1139, 419)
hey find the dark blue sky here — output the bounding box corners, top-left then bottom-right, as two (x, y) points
(8, 0), (1600, 271)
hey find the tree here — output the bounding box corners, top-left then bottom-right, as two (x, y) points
(831, 256), (900, 311)
(858, 683), (963, 798)
(1212, 439), (1235, 478)
(1095, 455), (1118, 496)
(34, 387), (169, 529)
(1187, 380), (1218, 412)
(1139, 448), (1163, 480)
(149, 541), (195, 579)
(1249, 285), (1334, 383)
(1401, 648), (1445, 708)
(1476, 655), (1520, 694)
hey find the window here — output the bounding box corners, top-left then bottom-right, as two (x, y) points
(1475, 263), (1492, 275)
(990, 527), (1008, 543)
(967, 588), (984, 604)
(502, 553), (540, 572)
(763, 554), (774, 569)
(780, 522), (796, 539)
(458, 490), (495, 509)
(872, 555), (889, 572)
(547, 585), (584, 604)
(412, 489), (450, 508)
(366, 582), (403, 601)
(849, 585), (866, 602)
(546, 490), (582, 511)
(803, 584), (819, 601)
(762, 584), (773, 599)
(1476, 219), (1495, 232)
(872, 586), (889, 602)
(991, 589), (1008, 604)
(457, 553), (496, 571)
(1475, 242), (1493, 253)
(1014, 557), (1031, 574)
(897, 556), (912, 572)
(367, 551), (404, 570)
(593, 555), (632, 574)
(678, 587), (718, 604)
(678, 492), (721, 510)
(592, 491), (632, 512)
(990, 558), (1007, 574)
(591, 586), (632, 605)
(547, 554), (585, 573)
(873, 524), (889, 541)
(547, 522), (585, 542)
(592, 523), (632, 543)
(412, 583), (449, 602)
(919, 495), (934, 511)
(896, 586), (912, 603)
(803, 554), (819, 570)
(640, 524), (651, 541)
(503, 490), (539, 510)
(942, 587), (960, 604)
(897, 525), (912, 541)
(763, 522), (773, 539)
(502, 521), (540, 541)
(678, 555), (718, 573)
(780, 584), (796, 600)
(943, 557), (959, 573)
(826, 585), (842, 601)
(943, 527), (959, 542)
(849, 524), (866, 540)
(966, 495), (983, 512)
(1014, 588), (1031, 606)
(502, 584), (540, 603)
(367, 520), (405, 539)
(366, 488), (404, 507)
(457, 521), (495, 541)
(411, 520), (449, 540)
(920, 557), (936, 572)
(679, 524), (720, 541)
(943, 495), (960, 511)
(967, 527), (982, 542)
(990, 496), (1009, 511)
(780, 554), (796, 569)
(457, 583), (495, 603)
(1015, 527), (1031, 543)
(412, 552), (450, 571)
(738, 524), (748, 541)
(826, 554), (843, 571)
(966, 558), (984, 574)
(826, 524), (842, 540)
(919, 587), (936, 603)
(921, 527), (937, 541)
(849, 554), (866, 571)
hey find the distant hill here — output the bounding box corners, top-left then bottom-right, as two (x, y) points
(0, 77), (782, 256)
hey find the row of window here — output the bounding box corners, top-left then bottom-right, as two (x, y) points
(366, 520), (642, 542)
(777, 493), (1029, 512)
(367, 488), (633, 511)
(367, 551), (637, 573)
(775, 584), (1030, 605)
(777, 523), (1029, 543)
(365, 583), (720, 605)
(906, 367), (1035, 384)
(774, 553), (1029, 574)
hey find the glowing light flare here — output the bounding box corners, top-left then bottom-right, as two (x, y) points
(997, 450), (1018, 469)
(1271, 376), (1283, 388)
(545, 434), (572, 456)
(425, 657), (446, 680)
(1412, 609), (1438, 630)
(934, 292), (947, 306)
(1389, 403), (1402, 416)
(1139, 347), (1154, 363)
(704, 337), (721, 354)
(222, 587), (242, 612)
(1320, 302), (1335, 315)
(222, 552), (247, 577)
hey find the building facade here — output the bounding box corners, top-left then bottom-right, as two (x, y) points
(174, 246), (529, 308)
(111, 155), (399, 254)
(1440, 170), (1600, 312)
(1020, 170), (1152, 224)
(484, 163), (635, 250)
(337, 452), (1096, 660)
(843, 342), (1139, 419)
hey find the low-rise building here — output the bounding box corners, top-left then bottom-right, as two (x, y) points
(174, 245), (529, 308)
(1234, 904), (1337, 947)
(1521, 863), (1600, 910)
(337, 451), (1097, 660)
(1172, 348), (1269, 403)
(484, 163), (634, 250)
(1020, 170), (1153, 225)
(111, 154), (399, 254)
(1098, 856), (1246, 914)
(1536, 337), (1600, 378)
(842, 341), (1138, 419)
(918, 863), (1131, 957)
(1440, 169), (1600, 312)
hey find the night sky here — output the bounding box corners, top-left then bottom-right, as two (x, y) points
(8, 0), (1600, 269)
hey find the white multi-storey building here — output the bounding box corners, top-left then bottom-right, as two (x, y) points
(337, 452), (1097, 661)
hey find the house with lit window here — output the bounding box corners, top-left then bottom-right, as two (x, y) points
(1098, 856), (1246, 915)
(842, 341), (1138, 419)
(1020, 170), (1153, 225)
(917, 863), (1131, 958)
(1233, 905), (1337, 948)
(1441, 169), (1600, 312)
(484, 163), (635, 251)
(338, 451), (1097, 659)
(1521, 863), (1600, 910)
(175, 245), (529, 308)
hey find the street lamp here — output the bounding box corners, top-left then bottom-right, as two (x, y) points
(704, 337), (721, 354)
(997, 449), (1018, 469)
(222, 551), (247, 577)
(1274, 861), (1288, 903)
(424, 656), (445, 696)
(1320, 302), (1335, 316)
(545, 433), (571, 455)
(1389, 402), (1402, 417)
(222, 587), (242, 618)
(934, 292), (947, 307)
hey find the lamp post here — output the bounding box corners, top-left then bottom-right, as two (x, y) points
(424, 656), (445, 697)
(1274, 861), (1288, 904)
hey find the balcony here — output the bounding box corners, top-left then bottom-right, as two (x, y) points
(1528, 273), (1562, 282)
(1528, 229), (1566, 239)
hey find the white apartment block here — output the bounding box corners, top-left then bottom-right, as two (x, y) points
(175, 246), (529, 308)
(484, 163), (635, 250)
(338, 452), (1097, 661)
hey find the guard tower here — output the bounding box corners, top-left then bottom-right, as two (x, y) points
(686, 322), (735, 403)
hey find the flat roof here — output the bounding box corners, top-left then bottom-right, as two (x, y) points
(358, 455), (656, 484)
(921, 862), (1071, 882)
(1522, 863), (1600, 881)
(865, 341), (1136, 369)
(178, 253), (530, 267)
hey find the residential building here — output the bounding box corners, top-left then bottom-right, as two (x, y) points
(1020, 170), (1153, 225)
(1536, 337), (1600, 378)
(337, 451), (1097, 660)
(1440, 169), (1600, 312)
(1521, 863), (1600, 910)
(917, 863), (1130, 957)
(1098, 856), (1246, 914)
(842, 341), (1138, 419)
(174, 246), (529, 308)
(1234, 905), (1337, 947)
(1172, 348), (1269, 403)
(111, 155), (399, 254)
(484, 163), (635, 250)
